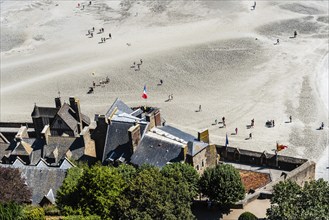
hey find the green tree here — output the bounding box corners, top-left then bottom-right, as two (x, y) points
(115, 166), (195, 220)
(238, 211), (257, 220)
(199, 164), (245, 206)
(116, 164), (137, 182)
(76, 165), (125, 219)
(56, 164), (125, 219)
(56, 167), (84, 215)
(0, 167), (32, 204)
(161, 163), (199, 199)
(267, 179), (329, 220)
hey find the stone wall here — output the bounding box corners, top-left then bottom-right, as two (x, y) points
(216, 145), (307, 171)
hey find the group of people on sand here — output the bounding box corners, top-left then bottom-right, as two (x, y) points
(251, 3), (299, 46)
(88, 76), (110, 94)
(212, 114), (325, 142)
(77, 1), (92, 10)
(86, 27), (112, 44)
(132, 59), (143, 71)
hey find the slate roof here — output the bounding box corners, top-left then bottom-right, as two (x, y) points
(103, 121), (134, 163)
(19, 166), (67, 204)
(44, 136), (75, 163)
(55, 103), (78, 132)
(130, 133), (185, 168)
(30, 139), (45, 165)
(158, 125), (196, 142)
(187, 141), (208, 156)
(81, 113), (91, 125)
(0, 133), (10, 144)
(0, 143), (11, 161)
(0, 163), (68, 204)
(31, 106), (58, 118)
(11, 141), (33, 156)
(105, 98), (133, 118)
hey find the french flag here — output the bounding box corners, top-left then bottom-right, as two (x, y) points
(142, 85), (148, 99)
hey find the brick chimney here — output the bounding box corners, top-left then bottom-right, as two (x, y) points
(55, 97), (62, 109)
(146, 114), (155, 130)
(69, 97), (82, 133)
(198, 129), (209, 143)
(154, 109), (162, 127)
(93, 114), (108, 160)
(128, 124), (141, 153)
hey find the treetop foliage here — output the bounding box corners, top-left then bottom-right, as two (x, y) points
(0, 167), (32, 204)
(267, 179), (329, 220)
(199, 164), (245, 206)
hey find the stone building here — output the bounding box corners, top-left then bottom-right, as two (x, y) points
(93, 98), (217, 171)
(0, 97), (96, 166)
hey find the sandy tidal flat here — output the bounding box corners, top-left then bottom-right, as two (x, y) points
(1, 0), (328, 178)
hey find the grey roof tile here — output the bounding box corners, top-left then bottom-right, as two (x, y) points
(187, 141), (208, 156)
(105, 98), (133, 118)
(130, 133), (185, 168)
(158, 125), (196, 142)
(103, 121), (134, 162)
(31, 106), (58, 118)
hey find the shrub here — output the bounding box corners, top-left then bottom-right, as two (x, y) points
(22, 205), (45, 220)
(43, 205), (61, 216)
(238, 211), (258, 220)
(63, 215), (101, 220)
(0, 202), (23, 220)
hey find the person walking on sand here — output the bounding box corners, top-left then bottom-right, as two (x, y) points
(249, 133), (252, 139)
(251, 1), (256, 10)
(272, 120), (275, 127)
(91, 32), (93, 37)
(160, 79), (163, 85)
(222, 117), (225, 124)
(235, 127), (238, 135)
(140, 59), (143, 64)
(276, 39), (280, 45)
(92, 27), (95, 32)
(294, 31), (297, 38)
(109, 33), (112, 39)
(215, 119), (217, 124)
(199, 105), (202, 112)
(89, 1), (92, 6)
(289, 115), (292, 123)
(321, 122), (324, 129)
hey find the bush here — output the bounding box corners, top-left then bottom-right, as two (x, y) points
(43, 205), (61, 216)
(199, 164), (245, 207)
(0, 202), (23, 220)
(63, 215), (101, 220)
(22, 205), (45, 220)
(238, 211), (258, 220)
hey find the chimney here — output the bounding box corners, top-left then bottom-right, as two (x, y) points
(128, 124), (141, 153)
(41, 125), (50, 145)
(146, 114), (155, 130)
(15, 126), (29, 141)
(69, 97), (82, 133)
(55, 97), (62, 109)
(93, 114), (108, 160)
(198, 129), (209, 143)
(154, 109), (162, 127)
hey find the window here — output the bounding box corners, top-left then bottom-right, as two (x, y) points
(196, 165), (199, 170)
(202, 160), (204, 167)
